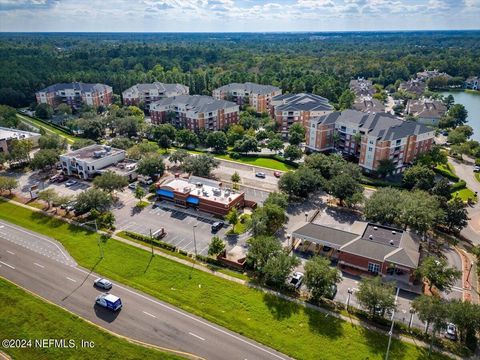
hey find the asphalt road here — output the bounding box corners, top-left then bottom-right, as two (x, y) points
(0, 229), (289, 360)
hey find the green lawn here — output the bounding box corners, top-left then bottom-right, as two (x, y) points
(451, 187), (477, 202)
(227, 214), (251, 235)
(17, 114), (77, 144)
(215, 154), (295, 171)
(0, 200), (449, 360)
(0, 278), (183, 360)
(435, 163), (457, 179)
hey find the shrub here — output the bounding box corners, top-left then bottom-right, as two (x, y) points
(123, 231), (176, 252)
(450, 180), (466, 192)
(433, 165), (460, 181)
(230, 152), (241, 159)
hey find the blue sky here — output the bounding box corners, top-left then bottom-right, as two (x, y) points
(0, 0), (479, 32)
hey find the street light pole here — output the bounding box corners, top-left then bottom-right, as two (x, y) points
(385, 287), (400, 360)
(346, 288), (353, 311)
(408, 308), (415, 330)
(193, 224), (198, 258)
(149, 228), (154, 256)
(466, 262), (474, 284)
(305, 212), (309, 223)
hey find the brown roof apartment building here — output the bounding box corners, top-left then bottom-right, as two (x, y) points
(306, 110), (435, 174)
(212, 82), (282, 113)
(405, 99), (447, 126)
(149, 95), (240, 131)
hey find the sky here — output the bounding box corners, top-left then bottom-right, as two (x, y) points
(0, 0), (479, 32)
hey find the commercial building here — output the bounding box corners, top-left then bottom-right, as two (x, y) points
(349, 78), (376, 97)
(60, 144), (126, 180)
(270, 93), (333, 135)
(306, 110), (435, 174)
(36, 82), (113, 110)
(213, 82), (281, 113)
(150, 95), (239, 131)
(352, 97), (386, 114)
(0, 127), (40, 155)
(122, 82), (189, 107)
(406, 99), (447, 126)
(156, 176), (246, 216)
(292, 222), (420, 284)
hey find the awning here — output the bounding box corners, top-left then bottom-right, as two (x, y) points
(186, 196), (199, 205)
(157, 189), (174, 198)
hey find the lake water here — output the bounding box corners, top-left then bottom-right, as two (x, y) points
(441, 91), (480, 141)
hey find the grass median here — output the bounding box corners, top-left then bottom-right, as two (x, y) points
(17, 114), (77, 144)
(0, 199), (449, 360)
(0, 277), (183, 360)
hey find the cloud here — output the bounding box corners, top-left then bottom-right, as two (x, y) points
(0, 0), (59, 11)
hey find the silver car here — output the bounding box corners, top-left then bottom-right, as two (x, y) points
(94, 278), (112, 290)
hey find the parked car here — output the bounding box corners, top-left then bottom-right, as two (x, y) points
(65, 179), (77, 187)
(473, 166), (480, 172)
(211, 221), (224, 232)
(445, 323), (457, 340)
(128, 182), (137, 190)
(289, 271), (304, 289)
(325, 284), (338, 300)
(255, 172), (266, 178)
(273, 171), (281, 178)
(94, 278), (113, 290)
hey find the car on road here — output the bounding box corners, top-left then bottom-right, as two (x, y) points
(273, 171), (281, 178)
(474, 165), (480, 172)
(94, 278), (113, 290)
(289, 271), (304, 289)
(95, 293), (122, 311)
(211, 221), (224, 232)
(255, 172), (266, 178)
(65, 179), (77, 187)
(445, 323), (457, 340)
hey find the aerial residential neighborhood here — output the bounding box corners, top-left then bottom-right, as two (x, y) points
(1, 3), (480, 360)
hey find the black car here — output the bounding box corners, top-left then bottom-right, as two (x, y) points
(211, 221), (224, 232)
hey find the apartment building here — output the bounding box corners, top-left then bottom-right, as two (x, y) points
(398, 79), (426, 96)
(270, 93), (333, 135)
(416, 69), (452, 81)
(349, 78), (376, 97)
(465, 76), (479, 90)
(60, 144), (126, 180)
(212, 82), (281, 113)
(36, 82), (113, 110)
(149, 95), (239, 131)
(352, 97), (386, 114)
(306, 110), (435, 174)
(406, 98), (447, 126)
(122, 82), (189, 107)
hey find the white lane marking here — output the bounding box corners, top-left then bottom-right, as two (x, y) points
(0, 260), (15, 269)
(143, 311), (157, 318)
(34, 262), (45, 268)
(66, 277), (77, 283)
(189, 332), (205, 341)
(74, 267), (287, 360)
(6, 250), (15, 255)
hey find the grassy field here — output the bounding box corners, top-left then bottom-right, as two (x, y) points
(451, 187), (477, 202)
(17, 114), (77, 144)
(226, 214), (251, 235)
(0, 278), (183, 360)
(215, 154), (295, 171)
(0, 200), (449, 360)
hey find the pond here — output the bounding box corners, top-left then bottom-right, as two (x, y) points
(440, 90), (480, 141)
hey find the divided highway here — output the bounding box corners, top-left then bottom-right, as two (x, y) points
(0, 223), (289, 360)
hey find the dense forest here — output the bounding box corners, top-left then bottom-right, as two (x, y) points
(1, 31), (479, 107)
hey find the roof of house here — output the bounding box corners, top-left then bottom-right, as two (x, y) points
(399, 79), (426, 95)
(313, 109), (433, 142)
(352, 97), (386, 113)
(61, 144), (124, 161)
(406, 99), (447, 119)
(37, 82), (112, 94)
(273, 93), (333, 112)
(349, 78), (376, 96)
(150, 95), (238, 114)
(215, 82), (281, 95)
(123, 82), (188, 96)
(416, 69), (452, 80)
(292, 223), (361, 249)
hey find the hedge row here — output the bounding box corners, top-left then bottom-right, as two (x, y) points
(450, 180), (467, 192)
(123, 231), (177, 252)
(360, 176), (403, 188)
(17, 112), (74, 135)
(433, 166), (460, 182)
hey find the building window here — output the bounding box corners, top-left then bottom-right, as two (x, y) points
(368, 263), (380, 273)
(369, 140), (374, 144)
(368, 147), (373, 151)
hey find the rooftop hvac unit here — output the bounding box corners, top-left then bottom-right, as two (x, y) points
(389, 240), (394, 245)
(392, 231), (396, 235)
(373, 226), (378, 230)
(104, 145), (111, 152)
(369, 235), (373, 240)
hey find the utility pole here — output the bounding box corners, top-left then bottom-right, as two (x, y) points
(149, 229), (154, 256)
(346, 288), (353, 311)
(385, 287), (400, 360)
(193, 224), (198, 258)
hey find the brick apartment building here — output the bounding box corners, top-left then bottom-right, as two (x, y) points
(405, 98), (447, 126)
(156, 176), (246, 216)
(292, 222), (420, 284)
(306, 110), (435, 174)
(149, 95), (239, 131)
(212, 82), (281, 113)
(270, 93), (334, 135)
(36, 82), (113, 110)
(122, 82), (189, 108)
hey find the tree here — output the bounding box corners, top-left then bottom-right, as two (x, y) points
(158, 134), (172, 152)
(35, 103), (53, 119)
(399, 190), (444, 234)
(176, 129), (199, 148)
(152, 124), (176, 142)
(356, 277), (396, 317)
(181, 154), (219, 177)
(447, 299), (480, 345)
(168, 149), (190, 165)
(208, 236), (225, 257)
(264, 192), (289, 210)
(93, 171), (128, 193)
(231, 171), (240, 185)
(206, 131), (228, 153)
(263, 251), (300, 288)
(30, 149), (59, 170)
(227, 124), (245, 146)
(246, 236), (282, 274)
(288, 123), (306, 145)
(74, 188), (112, 214)
(267, 138), (284, 153)
(441, 197), (468, 234)
(417, 256), (462, 293)
(37, 188), (58, 209)
(412, 295), (448, 335)
(71, 138), (95, 150)
(77, 118), (104, 140)
(109, 137), (134, 150)
(137, 154), (165, 179)
(376, 159), (395, 177)
(233, 136), (258, 155)
(278, 166), (323, 199)
(0, 105), (19, 128)
(38, 134), (67, 151)
(8, 139), (33, 163)
(250, 203), (286, 236)
(338, 89), (355, 110)
(56, 103), (72, 115)
(0, 176), (18, 195)
(443, 94), (454, 110)
(134, 186), (145, 201)
(448, 104), (468, 127)
(430, 178), (452, 201)
(304, 256), (342, 302)
(226, 207), (239, 229)
(126, 141), (159, 160)
(364, 187), (403, 226)
(402, 165), (435, 191)
(283, 145), (303, 161)
(328, 173), (364, 207)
